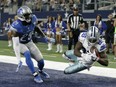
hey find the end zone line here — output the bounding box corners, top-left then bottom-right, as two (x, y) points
(0, 55), (116, 78)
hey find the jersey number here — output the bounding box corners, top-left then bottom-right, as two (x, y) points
(20, 32), (32, 42)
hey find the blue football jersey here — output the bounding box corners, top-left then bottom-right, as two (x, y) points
(11, 15), (37, 43)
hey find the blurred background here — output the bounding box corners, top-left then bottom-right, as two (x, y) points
(0, 0), (116, 30)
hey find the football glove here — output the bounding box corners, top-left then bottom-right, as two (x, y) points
(81, 51), (99, 66)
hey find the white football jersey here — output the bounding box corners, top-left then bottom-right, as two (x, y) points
(79, 32), (106, 53)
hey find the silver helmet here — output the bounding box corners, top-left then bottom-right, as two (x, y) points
(17, 6), (32, 22)
(86, 26), (100, 45)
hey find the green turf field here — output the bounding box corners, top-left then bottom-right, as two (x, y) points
(0, 40), (116, 68)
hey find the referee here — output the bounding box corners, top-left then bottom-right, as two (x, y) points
(67, 5), (83, 50)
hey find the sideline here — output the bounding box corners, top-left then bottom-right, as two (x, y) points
(0, 55), (116, 78)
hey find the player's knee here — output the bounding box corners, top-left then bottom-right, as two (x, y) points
(38, 59), (44, 65)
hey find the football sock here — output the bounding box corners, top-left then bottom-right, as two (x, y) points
(24, 51), (35, 74)
(37, 59), (44, 71)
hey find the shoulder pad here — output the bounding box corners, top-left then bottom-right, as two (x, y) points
(78, 32), (86, 43)
(97, 39), (106, 52)
(11, 20), (20, 31)
(31, 15), (38, 25)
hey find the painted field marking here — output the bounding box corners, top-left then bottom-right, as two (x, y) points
(0, 55), (116, 78)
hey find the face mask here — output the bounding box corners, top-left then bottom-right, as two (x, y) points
(88, 39), (97, 43)
(23, 13), (32, 23)
(88, 38), (97, 46)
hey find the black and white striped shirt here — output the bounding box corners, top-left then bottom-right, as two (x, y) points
(67, 13), (83, 30)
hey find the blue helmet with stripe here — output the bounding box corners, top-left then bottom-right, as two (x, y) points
(87, 26), (100, 45)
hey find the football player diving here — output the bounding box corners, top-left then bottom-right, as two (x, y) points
(62, 26), (108, 74)
(10, 6), (50, 83)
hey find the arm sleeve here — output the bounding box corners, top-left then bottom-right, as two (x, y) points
(12, 36), (21, 63)
(10, 20), (21, 63)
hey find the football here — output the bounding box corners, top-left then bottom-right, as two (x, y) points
(90, 46), (100, 57)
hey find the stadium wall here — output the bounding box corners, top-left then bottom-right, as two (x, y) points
(1, 10), (113, 25)
(0, 10), (113, 44)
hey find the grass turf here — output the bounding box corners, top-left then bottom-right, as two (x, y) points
(0, 40), (116, 68)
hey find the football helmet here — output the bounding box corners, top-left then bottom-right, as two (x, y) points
(17, 6), (32, 23)
(86, 26), (100, 45)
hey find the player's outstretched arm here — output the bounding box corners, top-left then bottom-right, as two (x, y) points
(34, 26), (46, 37)
(97, 51), (108, 66)
(34, 25), (55, 43)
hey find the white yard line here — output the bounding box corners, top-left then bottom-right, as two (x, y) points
(0, 55), (116, 78)
(43, 55), (56, 58)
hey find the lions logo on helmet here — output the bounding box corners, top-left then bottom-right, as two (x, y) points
(87, 26), (100, 46)
(17, 6), (32, 23)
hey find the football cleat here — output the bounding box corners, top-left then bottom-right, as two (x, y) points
(39, 70), (50, 79)
(62, 53), (69, 60)
(62, 53), (75, 62)
(15, 61), (23, 72)
(34, 75), (43, 83)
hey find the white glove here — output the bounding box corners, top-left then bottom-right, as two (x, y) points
(81, 53), (94, 65)
(81, 50), (99, 66)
